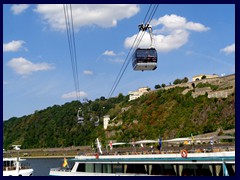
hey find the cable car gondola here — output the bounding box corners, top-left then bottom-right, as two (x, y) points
(77, 108), (84, 124)
(132, 23), (157, 71)
(94, 116), (99, 127)
(132, 48), (157, 71)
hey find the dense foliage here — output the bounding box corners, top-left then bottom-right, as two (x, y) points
(3, 86), (235, 150)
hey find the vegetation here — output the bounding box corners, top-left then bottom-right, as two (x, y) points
(173, 77), (189, 85)
(196, 82), (219, 91)
(3, 84), (235, 150)
(154, 84), (161, 89)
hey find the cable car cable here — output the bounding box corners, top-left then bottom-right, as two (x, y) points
(107, 4), (159, 98)
(63, 4), (81, 101)
(69, 4), (80, 99)
(107, 5), (154, 98)
(108, 5), (157, 98)
(107, 30), (144, 98)
(134, 4), (159, 50)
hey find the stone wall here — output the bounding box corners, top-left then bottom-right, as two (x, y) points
(160, 74), (235, 99)
(208, 88), (235, 98)
(192, 87), (212, 98)
(192, 74), (235, 89)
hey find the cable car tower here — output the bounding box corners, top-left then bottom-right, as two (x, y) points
(132, 23), (158, 71)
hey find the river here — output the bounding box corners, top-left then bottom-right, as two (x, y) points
(26, 158), (74, 176)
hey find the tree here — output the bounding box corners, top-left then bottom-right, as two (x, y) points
(117, 93), (124, 102)
(182, 77), (189, 83)
(173, 78), (182, 85)
(100, 96), (106, 101)
(91, 102), (100, 111)
(155, 84), (161, 89)
(174, 77), (188, 84)
(202, 75), (207, 79)
(161, 84), (166, 88)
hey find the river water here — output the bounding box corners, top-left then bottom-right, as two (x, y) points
(26, 158), (73, 176)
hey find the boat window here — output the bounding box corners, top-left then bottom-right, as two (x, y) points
(181, 164), (198, 176)
(151, 164), (162, 175)
(136, 164), (147, 174)
(103, 164), (112, 174)
(95, 164), (102, 173)
(163, 164), (176, 176)
(150, 164), (176, 176)
(126, 164), (147, 174)
(85, 163), (94, 172)
(76, 163), (85, 172)
(112, 164), (123, 173)
(225, 164), (235, 176)
(3, 161), (14, 167)
(200, 164), (214, 176)
(3, 161), (7, 167)
(126, 164), (134, 173)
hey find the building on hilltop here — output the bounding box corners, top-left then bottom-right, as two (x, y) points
(192, 74), (219, 81)
(128, 87), (149, 101)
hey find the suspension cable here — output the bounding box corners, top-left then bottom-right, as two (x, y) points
(63, 4), (81, 101)
(107, 4), (159, 98)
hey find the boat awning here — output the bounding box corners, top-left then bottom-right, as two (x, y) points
(163, 138), (191, 143)
(111, 142), (127, 146)
(134, 140), (158, 144)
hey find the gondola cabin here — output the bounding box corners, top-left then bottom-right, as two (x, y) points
(77, 108), (84, 124)
(132, 48), (157, 71)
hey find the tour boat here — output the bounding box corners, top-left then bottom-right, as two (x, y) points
(3, 146), (34, 176)
(3, 157), (34, 176)
(49, 139), (235, 176)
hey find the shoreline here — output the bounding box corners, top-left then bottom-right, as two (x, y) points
(23, 155), (75, 159)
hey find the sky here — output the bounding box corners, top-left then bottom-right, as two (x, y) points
(3, 4), (235, 120)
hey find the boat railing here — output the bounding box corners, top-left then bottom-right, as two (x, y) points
(50, 167), (71, 172)
(79, 145), (235, 157)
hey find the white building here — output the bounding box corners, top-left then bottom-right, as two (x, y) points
(128, 87), (149, 101)
(192, 74), (219, 81)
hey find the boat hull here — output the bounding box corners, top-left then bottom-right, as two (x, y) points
(3, 169), (34, 176)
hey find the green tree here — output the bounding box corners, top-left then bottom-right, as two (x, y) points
(173, 78), (182, 85)
(201, 75), (207, 79)
(182, 77), (189, 83)
(155, 84), (161, 89)
(100, 96), (106, 101)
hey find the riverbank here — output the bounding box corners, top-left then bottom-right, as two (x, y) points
(4, 142), (235, 159)
(23, 155), (75, 159)
(3, 145), (90, 158)
(4, 129), (235, 158)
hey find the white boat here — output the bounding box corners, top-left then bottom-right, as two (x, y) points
(49, 150), (235, 176)
(3, 157), (34, 176)
(3, 145), (34, 176)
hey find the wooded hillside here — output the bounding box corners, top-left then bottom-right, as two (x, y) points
(3, 82), (235, 150)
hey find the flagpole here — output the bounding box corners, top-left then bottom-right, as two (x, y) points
(106, 145), (108, 154)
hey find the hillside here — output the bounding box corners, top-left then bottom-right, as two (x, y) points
(3, 75), (235, 150)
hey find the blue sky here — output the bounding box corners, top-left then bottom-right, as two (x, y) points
(3, 4), (235, 120)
